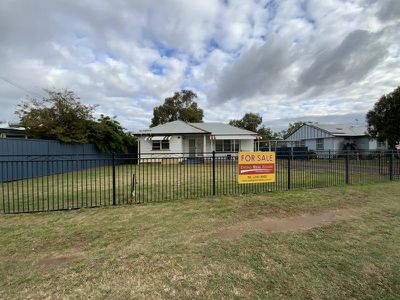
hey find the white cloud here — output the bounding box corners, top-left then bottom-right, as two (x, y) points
(0, 0), (399, 132)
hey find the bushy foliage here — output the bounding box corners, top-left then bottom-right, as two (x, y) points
(16, 89), (136, 153)
(367, 86), (400, 148)
(229, 113), (278, 140)
(151, 90), (203, 127)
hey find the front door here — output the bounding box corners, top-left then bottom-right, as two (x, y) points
(189, 139), (196, 157)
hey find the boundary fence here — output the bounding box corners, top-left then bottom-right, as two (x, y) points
(1, 150), (399, 213)
(0, 138), (111, 181)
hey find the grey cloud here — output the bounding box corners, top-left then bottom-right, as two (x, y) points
(377, 0), (400, 21)
(297, 29), (388, 94)
(212, 38), (293, 103)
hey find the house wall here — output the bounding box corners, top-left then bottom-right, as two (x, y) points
(240, 140), (254, 151)
(302, 137), (343, 152)
(139, 135), (256, 162)
(181, 135), (209, 153)
(285, 125), (388, 152)
(139, 136), (183, 161)
(285, 124), (332, 141)
(355, 137), (370, 150)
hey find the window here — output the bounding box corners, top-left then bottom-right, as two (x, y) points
(152, 140), (170, 150)
(233, 140), (239, 152)
(223, 140), (231, 152)
(316, 138), (324, 150)
(215, 140), (239, 152)
(377, 141), (386, 149)
(216, 140), (223, 152)
(300, 140), (306, 147)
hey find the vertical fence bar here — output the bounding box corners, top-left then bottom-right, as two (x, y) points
(287, 154), (291, 190)
(389, 151), (394, 181)
(112, 152), (116, 205)
(212, 151), (216, 196)
(345, 151), (349, 184)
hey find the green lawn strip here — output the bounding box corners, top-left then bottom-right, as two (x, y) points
(0, 182), (399, 299)
(1, 160), (395, 213)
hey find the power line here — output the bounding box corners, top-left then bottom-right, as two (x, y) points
(0, 75), (46, 99)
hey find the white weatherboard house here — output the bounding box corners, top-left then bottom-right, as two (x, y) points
(136, 120), (259, 161)
(285, 123), (387, 152)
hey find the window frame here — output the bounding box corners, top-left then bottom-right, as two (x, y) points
(316, 138), (324, 150)
(152, 140), (170, 151)
(215, 139), (239, 152)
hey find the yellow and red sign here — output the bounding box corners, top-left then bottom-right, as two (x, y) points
(238, 152), (276, 184)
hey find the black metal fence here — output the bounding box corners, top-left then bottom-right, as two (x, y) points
(1, 150), (399, 213)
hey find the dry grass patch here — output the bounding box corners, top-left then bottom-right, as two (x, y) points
(0, 182), (399, 299)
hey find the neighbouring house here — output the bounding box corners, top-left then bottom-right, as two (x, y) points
(284, 123), (387, 152)
(0, 122), (27, 139)
(135, 120), (259, 162)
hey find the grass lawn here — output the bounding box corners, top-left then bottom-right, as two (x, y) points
(1, 182), (399, 299)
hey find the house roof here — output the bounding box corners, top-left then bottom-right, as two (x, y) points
(284, 123), (369, 141)
(190, 122), (257, 135)
(138, 120), (207, 135)
(310, 124), (368, 137)
(0, 122), (26, 133)
(136, 120), (258, 136)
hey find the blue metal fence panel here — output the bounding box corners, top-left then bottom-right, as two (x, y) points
(0, 139), (110, 182)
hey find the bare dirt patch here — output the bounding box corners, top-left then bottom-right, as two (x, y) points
(194, 207), (362, 243)
(37, 256), (76, 267)
(37, 247), (82, 267)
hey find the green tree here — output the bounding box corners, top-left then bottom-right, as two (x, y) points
(16, 89), (136, 153)
(151, 90), (203, 127)
(257, 126), (279, 140)
(229, 113), (277, 140)
(16, 89), (95, 143)
(88, 115), (136, 153)
(229, 113), (262, 132)
(367, 86), (400, 148)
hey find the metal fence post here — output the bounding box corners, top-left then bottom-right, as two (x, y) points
(378, 152), (381, 175)
(287, 154), (291, 190)
(112, 152), (116, 205)
(212, 151), (216, 195)
(345, 151), (349, 184)
(389, 151), (394, 181)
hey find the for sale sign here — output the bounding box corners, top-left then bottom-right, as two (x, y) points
(238, 152), (276, 184)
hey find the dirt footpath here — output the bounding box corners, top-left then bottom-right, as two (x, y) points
(194, 207), (362, 243)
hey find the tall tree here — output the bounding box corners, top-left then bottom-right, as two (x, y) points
(367, 86), (400, 148)
(16, 89), (136, 153)
(257, 126), (279, 140)
(16, 89), (95, 143)
(151, 90), (203, 127)
(229, 113), (262, 132)
(229, 113), (277, 140)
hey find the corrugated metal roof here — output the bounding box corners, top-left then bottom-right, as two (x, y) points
(136, 120), (258, 136)
(190, 122), (257, 135)
(138, 120), (207, 135)
(0, 122), (25, 131)
(312, 124), (368, 136)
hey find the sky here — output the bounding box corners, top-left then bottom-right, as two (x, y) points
(0, 0), (399, 132)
